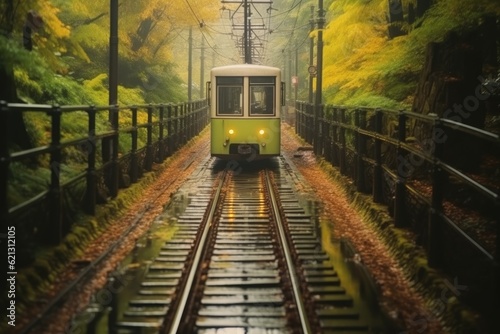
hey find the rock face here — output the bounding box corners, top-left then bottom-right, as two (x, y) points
(411, 18), (498, 172)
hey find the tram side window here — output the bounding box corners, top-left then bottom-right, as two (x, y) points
(249, 76), (275, 116)
(217, 77), (243, 115)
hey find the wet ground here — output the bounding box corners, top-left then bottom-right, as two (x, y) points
(71, 155), (391, 333)
(17, 124), (445, 334)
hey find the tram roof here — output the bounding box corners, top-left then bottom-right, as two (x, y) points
(211, 64), (281, 76)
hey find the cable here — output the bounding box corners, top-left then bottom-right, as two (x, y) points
(184, 0), (203, 27)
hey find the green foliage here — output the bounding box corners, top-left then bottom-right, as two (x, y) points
(7, 159), (86, 206)
(326, 89), (405, 110)
(1, 36), (93, 105)
(1, 0), (221, 107)
(22, 112), (49, 147)
(137, 64), (187, 103)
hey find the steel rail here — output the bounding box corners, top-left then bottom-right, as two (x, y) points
(167, 170), (227, 334)
(264, 170), (312, 334)
(18, 155), (213, 334)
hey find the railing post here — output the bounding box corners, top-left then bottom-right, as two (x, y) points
(183, 103), (188, 144)
(130, 107), (139, 183)
(323, 106), (332, 163)
(185, 102), (190, 141)
(191, 102), (196, 138)
(300, 103), (305, 139)
(206, 100), (210, 128)
(339, 108), (346, 175)
(301, 102), (307, 140)
(84, 106), (97, 215)
(167, 104), (173, 156)
(206, 99), (210, 127)
(203, 100), (208, 130)
(304, 104), (309, 142)
(394, 110), (407, 227)
(308, 103), (314, 144)
(174, 104), (180, 151)
(428, 116), (445, 267)
(202, 100), (207, 131)
(373, 109), (383, 203)
(354, 109), (366, 192)
(193, 102), (197, 137)
(189, 102), (194, 139)
(314, 104), (324, 156)
(189, 102), (193, 141)
(187, 102), (190, 142)
(305, 104), (309, 142)
(203, 100), (208, 128)
(180, 103), (186, 146)
(109, 104), (120, 197)
(294, 101), (299, 134)
(296, 102), (302, 137)
(158, 104), (166, 161)
(144, 104), (154, 171)
(48, 104), (63, 244)
(0, 101), (10, 226)
(331, 108), (338, 166)
(197, 101), (202, 132)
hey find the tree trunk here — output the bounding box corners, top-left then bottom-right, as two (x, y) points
(387, 0), (405, 38)
(416, 0), (432, 18)
(0, 65), (33, 150)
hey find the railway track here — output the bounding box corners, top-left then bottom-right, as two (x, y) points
(106, 159), (381, 333)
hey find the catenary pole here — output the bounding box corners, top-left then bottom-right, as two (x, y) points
(315, 0), (324, 106)
(309, 6), (315, 103)
(188, 27), (193, 101)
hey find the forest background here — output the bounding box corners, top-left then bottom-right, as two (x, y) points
(2, 0), (499, 107)
(1, 0), (499, 111)
(1, 0), (499, 204)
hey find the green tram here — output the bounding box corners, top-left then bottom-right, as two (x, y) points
(208, 64), (284, 160)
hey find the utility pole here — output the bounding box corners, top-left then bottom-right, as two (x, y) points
(315, 0), (324, 106)
(109, 0), (118, 107)
(313, 0), (325, 155)
(222, 0), (272, 63)
(288, 46), (292, 101)
(295, 40), (298, 102)
(200, 37), (205, 99)
(103, 0), (119, 198)
(244, 0), (252, 63)
(282, 48), (286, 92)
(308, 5), (315, 103)
(188, 27), (193, 101)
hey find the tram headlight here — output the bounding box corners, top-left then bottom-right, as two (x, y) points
(224, 129), (234, 146)
(259, 129), (266, 147)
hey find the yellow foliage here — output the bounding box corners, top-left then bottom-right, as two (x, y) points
(324, 0), (388, 93)
(37, 1), (70, 39)
(322, 0), (500, 107)
(63, 0), (220, 64)
(117, 0), (220, 62)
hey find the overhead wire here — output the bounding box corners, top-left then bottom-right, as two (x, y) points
(179, 0), (310, 65)
(268, 0), (303, 33)
(183, 0), (240, 63)
(184, 0), (203, 26)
